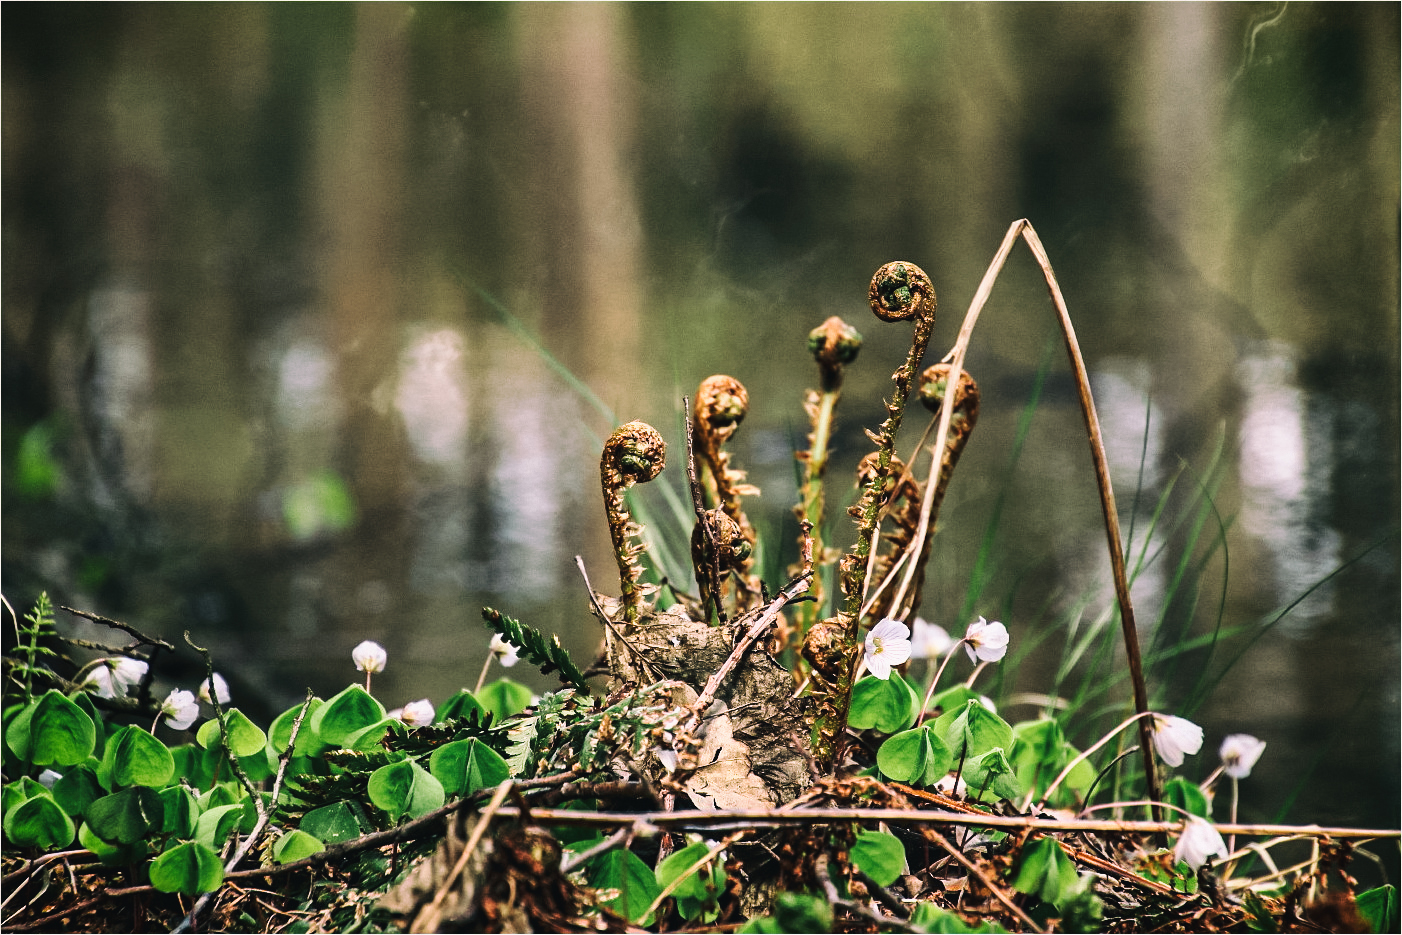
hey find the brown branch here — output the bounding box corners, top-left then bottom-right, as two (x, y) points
(59, 606), (175, 651)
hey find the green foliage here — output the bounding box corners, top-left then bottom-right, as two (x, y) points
(149, 840), (224, 894)
(12, 592), (60, 701)
(103, 724), (175, 788)
(310, 685), (386, 748)
(848, 672), (919, 733)
(1163, 776), (1211, 820)
(655, 837), (725, 924)
(849, 829), (906, 886)
(584, 847), (659, 925)
(1010, 836), (1078, 904)
(741, 891), (834, 933)
(196, 708), (268, 759)
(963, 747), (1022, 802)
(16, 689), (97, 766)
(877, 725), (953, 786)
(273, 829), (325, 864)
(1009, 718), (1093, 807)
(4, 790), (76, 849)
(87, 786), (162, 844)
(477, 678), (533, 722)
(933, 699), (1013, 764)
(428, 737), (509, 797)
(908, 902), (1007, 933)
(482, 607), (589, 690)
(366, 759), (445, 820)
(299, 801), (364, 844)
(1357, 885), (1399, 935)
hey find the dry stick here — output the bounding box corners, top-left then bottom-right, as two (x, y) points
(478, 805), (1400, 841)
(60, 605), (177, 651)
(888, 219), (1160, 808)
(415, 779), (516, 931)
(923, 828), (1047, 933)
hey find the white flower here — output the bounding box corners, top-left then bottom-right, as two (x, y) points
(160, 689), (200, 731)
(198, 672), (230, 705)
(84, 657), (149, 699)
(398, 698), (436, 728)
(655, 748), (678, 773)
(1219, 733), (1267, 780)
(1151, 714), (1204, 768)
(963, 617), (1009, 664)
(863, 618), (912, 680)
(352, 640), (387, 674)
(910, 617), (954, 659)
(1174, 816), (1227, 870)
(37, 769), (63, 788)
(489, 634), (519, 668)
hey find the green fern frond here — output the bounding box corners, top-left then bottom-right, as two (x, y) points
(481, 607), (589, 691)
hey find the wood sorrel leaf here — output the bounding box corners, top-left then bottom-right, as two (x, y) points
(368, 759), (444, 820)
(436, 689), (485, 724)
(310, 685), (386, 748)
(1011, 836), (1079, 904)
(876, 726), (953, 787)
(964, 747), (1023, 802)
(848, 672), (918, 734)
(52, 764), (104, 817)
(105, 725), (174, 788)
(3, 792), (76, 849)
(934, 698), (1013, 762)
(1356, 884), (1399, 935)
(273, 829), (325, 864)
(429, 737), (509, 797)
(270, 698), (324, 755)
(850, 830), (906, 886)
(150, 840), (224, 894)
(86, 786), (162, 844)
(477, 678), (533, 722)
(299, 801), (362, 844)
(29, 690), (96, 767)
(1164, 776), (1212, 820)
(159, 784), (199, 838)
(585, 848), (659, 925)
(194, 802), (245, 851)
(195, 708), (267, 759)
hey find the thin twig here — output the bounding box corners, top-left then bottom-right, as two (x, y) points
(922, 827), (1048, 933)
(60, 606), (176, 651)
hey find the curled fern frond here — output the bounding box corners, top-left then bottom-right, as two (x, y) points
(481, 607), (589, 691)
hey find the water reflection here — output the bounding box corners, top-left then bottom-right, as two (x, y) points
(1237, 341), (1340, 634)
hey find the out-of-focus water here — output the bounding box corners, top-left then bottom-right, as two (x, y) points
(4, 3), (1397, 867)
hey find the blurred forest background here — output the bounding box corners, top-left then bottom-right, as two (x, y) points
(3, 3), (1398, 846)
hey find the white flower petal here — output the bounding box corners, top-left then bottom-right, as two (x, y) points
(864, 619), (912, 680)
(1174, 817), (1227, 870)
(1219, 734), (1267, 780)
(399, 698), (436, 728)
(489, 634), (520, 667)
(910, 617), (955, 659)
(352, 640), (387, 674)
(963, 617), (1009, 664)
(1151, 714), (1205, 768)
(161, 689), (200, 731)
(198, 673), (230, 705)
